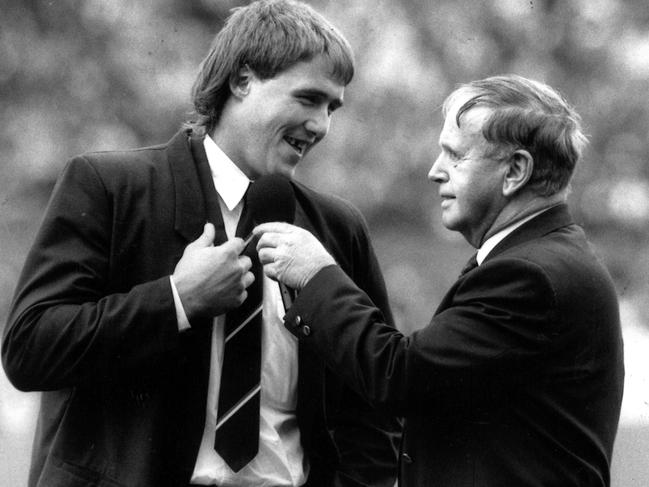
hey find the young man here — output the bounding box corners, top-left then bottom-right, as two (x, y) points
(254, 75), (624, 487)
(2, 1), (400, 486)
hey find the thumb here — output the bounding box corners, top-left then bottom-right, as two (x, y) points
(192, 223), (216, 248)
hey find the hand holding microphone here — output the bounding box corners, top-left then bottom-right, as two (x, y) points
(254, 222), (336, 291)
(173, 174), (331, 317)
(247, 175), (335, 293)
(245, 175), (304, 310)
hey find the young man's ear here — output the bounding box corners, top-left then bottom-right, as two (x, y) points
(229, 64), (254, 98)
(502, 149), (534, 197)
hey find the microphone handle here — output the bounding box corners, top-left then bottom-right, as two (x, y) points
(242, 232), (295, 311)
(279, 282), (296, 312)
(241, 232), (256, 254)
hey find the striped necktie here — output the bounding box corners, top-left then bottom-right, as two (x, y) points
(213, 190), (262, 472)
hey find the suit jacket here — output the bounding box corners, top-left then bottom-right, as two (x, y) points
(2, 130), (401, 487)
(284, 204), (624, 487)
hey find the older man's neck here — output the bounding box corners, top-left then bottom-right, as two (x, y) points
(478, 191), (567, 247)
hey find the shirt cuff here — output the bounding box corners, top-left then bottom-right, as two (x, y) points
(169, 276), (191, 331)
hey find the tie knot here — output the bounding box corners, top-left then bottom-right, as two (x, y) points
(459, 253), (479, 277)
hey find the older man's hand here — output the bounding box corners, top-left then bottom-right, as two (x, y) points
(253, 222), (336, 290)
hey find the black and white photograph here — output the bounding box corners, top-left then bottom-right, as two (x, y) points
(1, 1), (648, 485)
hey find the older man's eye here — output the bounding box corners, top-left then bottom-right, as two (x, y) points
(298, 96), (316, 106)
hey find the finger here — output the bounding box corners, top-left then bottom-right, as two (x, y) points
(257, 247), (276, 266)
(256, 232), (285, 252)
(218, 237), (245, 255)
(252, 222), (294, 237)
(192, 223), (216, 248)
(238, 255), (252, 272)
(261, 261), (279, 282)
(242, 270), (255, 289)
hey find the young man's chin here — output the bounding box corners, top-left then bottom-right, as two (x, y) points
(269, 162), (298, 180)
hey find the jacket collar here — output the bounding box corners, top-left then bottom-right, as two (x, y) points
(484, 203), (574, 262)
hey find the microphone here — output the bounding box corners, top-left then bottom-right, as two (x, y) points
(244, 174), (297, 311)
(248, 174), (296, 226)
(241, 174), (296, 248)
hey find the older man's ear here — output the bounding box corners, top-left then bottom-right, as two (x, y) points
(502, 149), (534, 197)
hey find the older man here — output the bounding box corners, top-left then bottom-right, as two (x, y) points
(254, 75), (624, 487)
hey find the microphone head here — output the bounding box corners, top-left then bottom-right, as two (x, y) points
(247, 174), (296, 224)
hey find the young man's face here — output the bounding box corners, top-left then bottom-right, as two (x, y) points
(219, 54), (345, 180)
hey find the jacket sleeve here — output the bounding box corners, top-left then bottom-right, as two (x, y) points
(1, 156), (181, 392)
(318, 204), (402, 487)
(285, 256), (557, 417)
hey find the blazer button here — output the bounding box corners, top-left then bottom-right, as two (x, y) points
(401, 452), (413, 464)
(302, 325), (311, 336)
(294, 315), (302, 327)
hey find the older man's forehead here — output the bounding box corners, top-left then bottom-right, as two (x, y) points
(441, 100), (491, 145)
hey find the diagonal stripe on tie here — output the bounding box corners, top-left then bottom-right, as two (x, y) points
(215, 384), (261, 430)
(224, 305), (262, 343)
(214, 186), (263, 472)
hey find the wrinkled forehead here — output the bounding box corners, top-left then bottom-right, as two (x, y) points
(443, 89), (486, 124)
(441, 93), (492, 141)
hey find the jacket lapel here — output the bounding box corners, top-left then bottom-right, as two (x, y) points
(292, 185), (316, 235)
(165, 129), (227, 245)
(189, 135), (227, 245)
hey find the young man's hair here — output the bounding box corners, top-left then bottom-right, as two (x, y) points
(188, 0), (354, 136)
(444, 75), (588, 196)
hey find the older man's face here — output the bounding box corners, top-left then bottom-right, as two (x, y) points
(428, 96), (509, 247)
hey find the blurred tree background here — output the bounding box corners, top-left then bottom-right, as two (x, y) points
(1, 0), (648, 485)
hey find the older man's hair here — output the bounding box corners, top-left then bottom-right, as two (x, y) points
(189, 0), (354, 136)
(444, 75), (588, 196)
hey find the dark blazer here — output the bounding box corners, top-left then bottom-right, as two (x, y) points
(284, 204), (624, 487)
(2, 130), (400, 487)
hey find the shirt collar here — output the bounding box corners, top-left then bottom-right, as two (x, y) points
(476, 207), (549, 265)
(203, 134), (250, 211)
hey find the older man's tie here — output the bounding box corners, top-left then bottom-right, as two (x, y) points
(459, 252), (479, 277)
(213, 190), (262, 472)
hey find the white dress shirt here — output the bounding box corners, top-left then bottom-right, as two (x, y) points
(170, 135), (307, 486)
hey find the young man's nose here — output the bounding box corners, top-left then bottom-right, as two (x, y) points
(304, 108), (331, 140)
